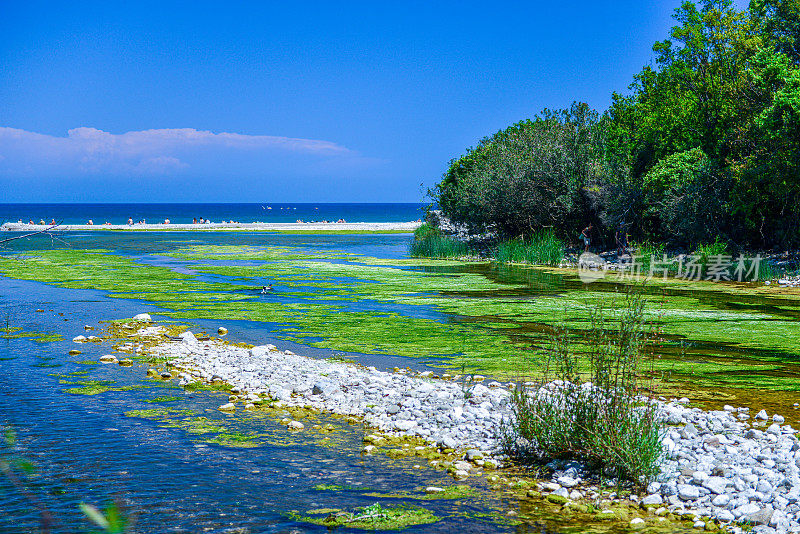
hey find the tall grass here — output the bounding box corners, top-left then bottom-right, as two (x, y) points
(693, 238), (728, 264)
(409, 224), (471, 258)
(630, 241), (668, 276)
(757, 260), (782, 281)
(500, 286), (663, 487)
(493, 231), (565, 266)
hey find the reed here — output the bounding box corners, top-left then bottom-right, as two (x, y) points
(493, 231), (564, 266)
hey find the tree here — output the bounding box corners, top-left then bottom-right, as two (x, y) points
(751, 0), (800, 63)
(432, 103), (609, 239)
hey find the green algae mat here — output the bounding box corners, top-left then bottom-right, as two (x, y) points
(1, 243), (798, 399)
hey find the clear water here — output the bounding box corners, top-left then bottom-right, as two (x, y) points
(0, 232), (532, 534)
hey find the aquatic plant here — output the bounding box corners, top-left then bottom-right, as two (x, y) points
(290, 502), (438, 530)
(363, 485), (478, 501)
(629, 241), (669, 276)
(1, 246), (798, 393)
(409, 233), (471, 259)
(492, 231), (565, 266)
(501, 286), (663, 486)
(693, 238), (729, 265)
(0, 326), (62, 343)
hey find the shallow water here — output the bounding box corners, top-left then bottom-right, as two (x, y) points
(0, 231), (796, 532)
(0, 278), (526, 533)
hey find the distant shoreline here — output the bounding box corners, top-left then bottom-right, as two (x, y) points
(0, 221), (422, 233)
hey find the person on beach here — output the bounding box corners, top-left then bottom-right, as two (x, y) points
(581, 223), (593, 253)
(615, 226), (628, 256)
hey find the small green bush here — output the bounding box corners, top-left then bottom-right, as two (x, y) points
(413, 223), (440, 241)
(500, 287), (663, 486)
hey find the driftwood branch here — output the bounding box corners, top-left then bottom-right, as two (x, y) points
(0, 224), (61, 245)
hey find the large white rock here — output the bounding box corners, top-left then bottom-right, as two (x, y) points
(702, 476), (729, 495)
(133, 313), (152, 322)
(733, 502), (760, 518)
(678, 484), (700, 501)
(716, 509), (735, 522)
(711, 494), (730, 507)
(557, 475), (580, 488)
(642, 494), (663, 506)
(179, 331), (197, 345)
(395, 420), (417, 431)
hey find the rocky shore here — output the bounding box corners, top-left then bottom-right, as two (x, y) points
(106, 321), (799, 532)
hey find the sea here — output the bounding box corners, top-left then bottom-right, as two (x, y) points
(0, 203), (427, 225)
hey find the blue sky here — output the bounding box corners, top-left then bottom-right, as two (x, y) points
(0, 1), (745, 203)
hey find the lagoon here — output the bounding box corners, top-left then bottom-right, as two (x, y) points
(1, 230), (798, 532)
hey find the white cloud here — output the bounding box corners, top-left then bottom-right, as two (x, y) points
(0, 126), (354, 177)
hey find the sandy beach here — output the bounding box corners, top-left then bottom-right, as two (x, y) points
(0, 221), (422, 232)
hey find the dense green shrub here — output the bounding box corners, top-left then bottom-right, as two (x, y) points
(432, 102), (608, 240)
(500, 288), (663, 486)
(641, 148), (732, 246)
(412, 223), (440, 241)
(432, 0), (800, 250)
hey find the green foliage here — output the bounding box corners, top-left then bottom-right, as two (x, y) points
(432, 102), (608, 239)
(501, 288), (663, 486)
(433, 0), (800, 248)
(290, 502), (439, 530)
(412, 222), (440, 241)
(492, 232), (565, 266)
(640, 148), (732, 246)
(751, 0), (800, 62)
(409, 233), (471, 258)
(693, 238), (729, 264)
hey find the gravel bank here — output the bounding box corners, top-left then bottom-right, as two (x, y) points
(115, 324), (800, 532)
